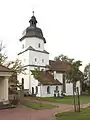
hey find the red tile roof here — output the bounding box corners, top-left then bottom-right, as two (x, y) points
(31, 71), (62, 85)
(0, 65), (13, 72)
(49, 60), (71, 72)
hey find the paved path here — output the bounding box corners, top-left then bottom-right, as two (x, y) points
(0, 100), (90, 120)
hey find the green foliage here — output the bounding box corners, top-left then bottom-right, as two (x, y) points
(26, 96), (90, 104)
(0, 41), (7, 65)
(82, 63), (90, 93)
(0, 41), (25, 94)
(31, 68), (40, 78)
(23, 102), (56, 110)
(54, 54), (83, 84)
(54, 54), (74, 64)
(56, 108), (90, 120)
(84, 63), (90, 83)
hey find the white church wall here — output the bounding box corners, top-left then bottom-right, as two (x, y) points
(36, 86), (41, 97)
(65, 81), (81, 96)
(18, 50), (29, 66)
(38, 85), (62, 97)
(65, 83), (73, 96)
(55, 73), (63, 83)
(24, 37), (44, 51)
(29, 66), (46, 71)
(29, 50), (49, 67)
(21, 40), (25, 51)
(30, 75), (39, 93)
(76, 81), (81, 95)
(18, 67), (30, 90)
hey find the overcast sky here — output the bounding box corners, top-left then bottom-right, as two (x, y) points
(0, 0), (90, 71)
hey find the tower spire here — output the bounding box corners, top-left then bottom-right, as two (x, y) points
(32, 11), (34, 16)
(29, 11), (37, 27)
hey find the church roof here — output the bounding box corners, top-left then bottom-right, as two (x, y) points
(49, 60), (71, 72)
(0, 65), (13, 72)
(18, 46), (49, 55)
(31, 71), (62, 85)
(20, 12), (46, 43)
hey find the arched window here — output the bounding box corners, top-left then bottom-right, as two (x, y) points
(47, 86), (50, 94)
(36, 86), (38, 94)
(32, 87), (34, 94)
(35, 58), (37, 62)
(22, 44), (24, 49)
(38, 43), (40, 48)
(56, 86), (58, 91)
(42, 59), (44, 63)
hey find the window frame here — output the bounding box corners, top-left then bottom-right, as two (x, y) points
(42, 59), (44, 63)
(35, 58), (37, 62)
(22, 44), (24, 49)
(56, 86), (58, 91)
(38, 43), (40, 48)
(36, 86), (38, 94)
(47, 86), (50, 94)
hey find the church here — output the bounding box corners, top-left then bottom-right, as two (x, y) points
(18, 12), (80, 97)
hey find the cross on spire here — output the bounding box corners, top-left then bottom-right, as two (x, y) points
(32, 11), (34, 16)
(29, 11), (37, 27)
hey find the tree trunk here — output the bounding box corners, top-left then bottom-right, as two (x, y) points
(77, 87), (80, 112)
(73, 82), (76, 112)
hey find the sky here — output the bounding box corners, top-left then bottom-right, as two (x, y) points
(0, 0), (90, 71)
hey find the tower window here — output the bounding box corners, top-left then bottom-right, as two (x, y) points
(42, 59), (44, 63)
(35, 58), (37, 62)
(22, 44), (24, 49)
(38, 43), (40, 48)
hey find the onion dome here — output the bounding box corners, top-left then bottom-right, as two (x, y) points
(20, 11), (46, 43)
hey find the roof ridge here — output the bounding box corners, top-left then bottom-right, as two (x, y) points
(0, 65), (13, 72)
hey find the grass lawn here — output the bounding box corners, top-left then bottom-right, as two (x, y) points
(56, 107), (90, 120)
(23, 102), (57, 110)
(26, 95), (90, 105)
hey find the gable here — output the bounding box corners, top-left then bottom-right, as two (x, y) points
(0, 65), (13, 72)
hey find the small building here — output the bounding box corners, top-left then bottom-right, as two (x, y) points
(31, 70), (63, 97)
(0, 65), (12, 103)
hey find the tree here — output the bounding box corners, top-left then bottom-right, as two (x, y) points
(54, 54), (84, 112)
(83, 63), (90, 94)
(54, 54), (74, 63)
(84, 63), (90, 82)
(0, 41), (7, 65)
(0, 41), (26, 103)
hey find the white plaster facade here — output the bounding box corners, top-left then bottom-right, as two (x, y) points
(0, 72), (12, 102)
(18, 36), (49, 92)
(21, 37), (44, 51)
(55, 72), (81, 95)
(18, 14), (81, 97)
(38, 85), (62, 97)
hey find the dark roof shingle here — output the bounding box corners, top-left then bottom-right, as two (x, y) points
(49, 60), (71, 72)
(31, 71), (62, 85)
(18, 46), (49, 55)
(0, 65), (13, 72)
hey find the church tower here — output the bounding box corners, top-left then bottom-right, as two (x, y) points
(18, 12), (49, 91)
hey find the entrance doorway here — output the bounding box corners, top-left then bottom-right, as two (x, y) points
(32, 87), (34, 94)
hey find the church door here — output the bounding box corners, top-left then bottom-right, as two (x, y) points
(32, 87), (34, 94)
